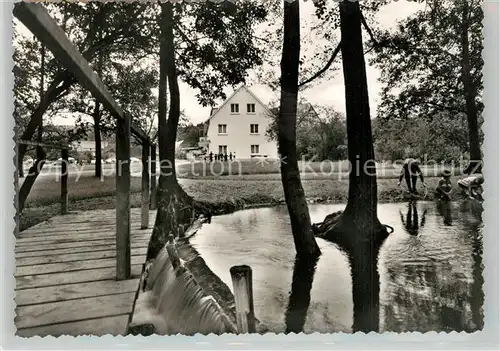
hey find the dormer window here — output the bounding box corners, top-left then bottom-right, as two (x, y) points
(230, 103), (239, 113)
(247, 103), (256, 113)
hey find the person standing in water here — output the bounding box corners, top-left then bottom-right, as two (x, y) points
(458, 175), (484, 200)
(398, 158), (427, 195)
(436, 170), (453, 200)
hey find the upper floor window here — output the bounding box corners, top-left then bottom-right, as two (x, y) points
(250, 124), (259, 134)
(230, 103), (239, 113)
(218, 124), (227, 134)
(247, 103), (256, 113)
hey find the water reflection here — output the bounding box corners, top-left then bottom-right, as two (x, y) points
(400, 201), (428, 235)
(436, 200), (453, 226)
(285, 254), (319, 333)
(190, 202), (483, 333)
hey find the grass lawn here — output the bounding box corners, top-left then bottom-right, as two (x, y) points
(22, 174), (143, 208)
(177, 159), (462, 179)
(19, 170), (466, 231)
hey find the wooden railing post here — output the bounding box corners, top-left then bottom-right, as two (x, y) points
(14, 142), (20, 237)
(116, 115), (131, 280)
(141, 142), (150, 229)
(230, 265), (256, 333)
(60, 148), (69, 214)
(178, 224), (185, 238)
(150, 143), (157, 210)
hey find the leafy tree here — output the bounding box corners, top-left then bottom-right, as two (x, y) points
(14, 1), (157, 176)
(177, 122), (204, 148)
(373, 111), (469, 163)
(146, 0), (268, 260)
(371, 0), (483, 173)
(267, 103), (347, 161)
(61, 59), (159, 174)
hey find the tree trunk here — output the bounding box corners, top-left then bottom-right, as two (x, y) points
(278, 0), (321, 258)
(322, 1), (388, 333)
(17, 75), (74, 176)
(16, 16), (119, 174)
(18, 148), (46, 212)
(93, 102), (102, 178)
(461, 0), (482, 174)
(18, 42), (48, 211)
(147, 2), (193, 261)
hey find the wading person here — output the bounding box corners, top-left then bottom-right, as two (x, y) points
(436, 170), (453, 200)
(458, 175), (484, 200)
(397, 158), (427, 195)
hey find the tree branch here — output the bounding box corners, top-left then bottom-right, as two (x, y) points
(298, 42), (341, 88)
(360, 11), (379, 47)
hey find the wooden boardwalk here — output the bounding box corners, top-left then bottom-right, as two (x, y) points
(14, 209), (156, 337)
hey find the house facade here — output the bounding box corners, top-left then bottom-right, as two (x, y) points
(72, 140), (109, 154)
(204, 85), (278, 159)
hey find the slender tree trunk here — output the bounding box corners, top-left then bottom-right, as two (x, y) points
(18, 42), (48, 212)
(93, 25), (104, 179)
(147, 2), (193, 261)
(461, 0), (482, 174)
(278, 0), (321, 258)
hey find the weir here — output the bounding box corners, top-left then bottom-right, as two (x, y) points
(128, 240), (238, 335)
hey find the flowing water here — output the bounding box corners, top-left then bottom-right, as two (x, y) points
(131, 246), (235, 335)
(189, 200), (483, 333)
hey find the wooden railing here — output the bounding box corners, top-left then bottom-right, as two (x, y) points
(14, 2), (158, 281)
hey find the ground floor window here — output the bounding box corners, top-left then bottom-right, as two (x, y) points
(251, 144), (259, 154)
(218, 145), (227, 154)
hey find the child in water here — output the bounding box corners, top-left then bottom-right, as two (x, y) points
(457, 175), (484, 200)
(435, 170), (453, 200)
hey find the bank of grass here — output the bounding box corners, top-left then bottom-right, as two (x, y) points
(20, 172), (464, 230)
(177, 159), (461, 179)
(23, 174), (143, 208)
(179, 176), (463, 204)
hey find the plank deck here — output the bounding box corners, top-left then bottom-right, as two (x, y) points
(15, 209), (156, 337)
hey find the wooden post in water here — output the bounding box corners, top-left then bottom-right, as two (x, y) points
(60, 148), (69, 214)
(141, 142), (150, 229)
(166, 242), (181, 270)
(150, 143), (157, 210)
(230, 265), (256, 333)
(116, 115), (131, 280)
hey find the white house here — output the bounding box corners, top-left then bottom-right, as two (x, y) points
(203, 85), (278, 159)
(72, 140), (109, 154)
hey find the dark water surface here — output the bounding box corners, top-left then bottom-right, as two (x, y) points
(190, 200), (483, 333)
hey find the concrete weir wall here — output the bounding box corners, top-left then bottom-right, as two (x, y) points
(127, 217), (264, 335)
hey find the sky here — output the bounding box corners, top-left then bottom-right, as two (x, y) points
(29, 1), (425, 126)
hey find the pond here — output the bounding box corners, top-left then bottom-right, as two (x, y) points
(189, 200), (483, 333)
